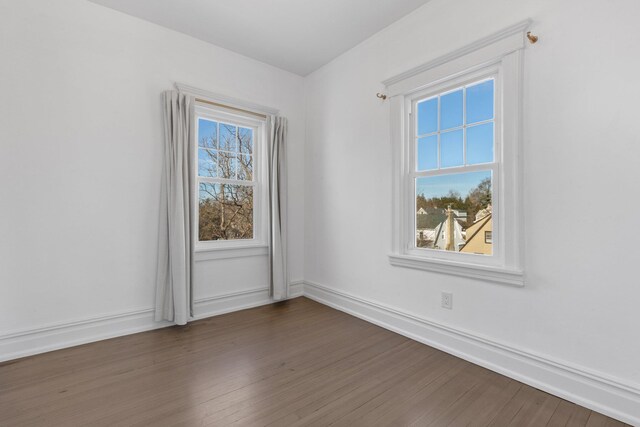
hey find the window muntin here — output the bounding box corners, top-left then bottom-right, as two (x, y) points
(196, 115), (260, 244)
(416, 79), (495, 171)
(413, 78), (496, 256)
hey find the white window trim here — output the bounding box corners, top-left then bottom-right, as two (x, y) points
(386, 20), (530, 287)
(406, 67), (502, 265)
(176, 84), (278, 260)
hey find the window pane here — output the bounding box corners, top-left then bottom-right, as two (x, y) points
(198, 119), (217, 148)
(217, 151), (237, 179)
(466, 80), (494, 124)
(199, 183), (254, 241)
(237, 154), (253, 181)
(198, 148), (217, 177)
(466, 123), (494, 165)
(417, 135), (438, 171)
(440, 89), (463, 130)
(417, 98), (437, 135)
(416, 171), (492, 254)
(238, 127), (253, 155)
(219, 123), (237, 151)
(440, 130), (463, 168)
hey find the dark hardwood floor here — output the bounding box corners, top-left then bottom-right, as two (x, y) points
(0, 297), (628, 426)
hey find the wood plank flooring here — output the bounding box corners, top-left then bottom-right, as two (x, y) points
(0, 297), (629, 426)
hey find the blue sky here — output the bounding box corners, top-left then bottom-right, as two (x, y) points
(198, 119), (217, 148)
(417, 79), (494, 171)
(417, 170), (492, 200)
(415, 79), (493, 200)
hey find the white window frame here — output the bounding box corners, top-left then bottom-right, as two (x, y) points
(408, 68), (501, 263)
(177, 83), (279, 261)
(386, 21), (530, 286)
(194, 106), (268, 252)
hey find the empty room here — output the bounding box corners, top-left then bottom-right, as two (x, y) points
(1, 0), (639, 425)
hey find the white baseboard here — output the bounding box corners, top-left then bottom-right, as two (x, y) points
(289, 280), (305, 298)
(302, 280), (640, 426)
(192, 280), (304, 320)
(0, 308), (168, 364)
(0, 281), (304, 363)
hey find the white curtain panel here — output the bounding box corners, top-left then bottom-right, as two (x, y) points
(155, 91), (194, 325)
(269, 116), (289, 300)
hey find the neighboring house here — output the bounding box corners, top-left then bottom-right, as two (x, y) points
(416, 207), (447, 229)
(417, 228), (437, 242)
(474, 204), (492, 222)
(416, 207), (446, 246)
(451, 209), (468, 222)
(416, 206), (467, 249)
(460, 213), (492, 255)
(432, 214), (466, 251)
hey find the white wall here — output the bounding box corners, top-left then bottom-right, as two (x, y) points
(0, 0), (305, 336)
(304, 0), (640, 390)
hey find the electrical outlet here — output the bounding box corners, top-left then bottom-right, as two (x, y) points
(441, 292), (453, 309)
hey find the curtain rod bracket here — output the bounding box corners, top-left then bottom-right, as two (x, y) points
(526, 31), (538, 44)
(376, 93), (387, 100)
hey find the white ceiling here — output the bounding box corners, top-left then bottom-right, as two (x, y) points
(88, 0), (432, 76)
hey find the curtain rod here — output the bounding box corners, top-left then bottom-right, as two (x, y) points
(195, 98), (268, 119)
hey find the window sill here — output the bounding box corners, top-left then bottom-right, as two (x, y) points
(388, 254), (524, 287)
(195, 245), (269, 262)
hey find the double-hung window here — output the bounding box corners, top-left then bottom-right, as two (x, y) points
(194, 103), (268, 252)
(387, 21), (529, 286)
(414, 77), (496, 255)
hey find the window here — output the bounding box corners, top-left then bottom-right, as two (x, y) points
(386, 21), (529, 286)
(415, 79), (495, 255)
(194, 104), (267, 252)
(485, 231), (493, 244)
